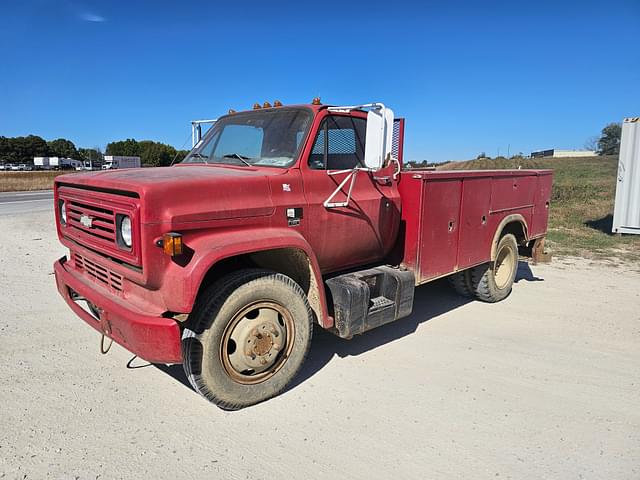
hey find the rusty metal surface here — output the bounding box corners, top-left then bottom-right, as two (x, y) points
(531, 237), (552, 264)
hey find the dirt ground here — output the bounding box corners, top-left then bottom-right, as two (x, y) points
(1, 209), (639, 480)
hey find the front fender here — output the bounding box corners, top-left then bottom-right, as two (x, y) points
(180, 227), (331, 328)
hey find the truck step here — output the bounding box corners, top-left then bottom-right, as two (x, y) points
(326, 266), (415, 338)
(369, 296), (395, 311)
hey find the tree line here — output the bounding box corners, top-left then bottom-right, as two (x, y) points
(1, 121), (623, 167)
(0, 135), (100, 164)
(105, 139), (189, 167)
(0, 135), (188, 167)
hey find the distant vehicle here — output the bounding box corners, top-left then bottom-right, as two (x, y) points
(10, 164), (20, 171)
(23, 164), (34, 171)
(102, 155), (141, 170)
(76, 161), (98, 171)
(0, 164), (5, 171)
(34, 157), (82, 170)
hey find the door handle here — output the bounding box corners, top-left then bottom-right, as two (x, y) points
(373, 176), (391, 185)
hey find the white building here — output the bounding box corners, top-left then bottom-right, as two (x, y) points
(530, 149), (596, 158)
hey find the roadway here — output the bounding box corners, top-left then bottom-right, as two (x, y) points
(0, 190), (53, 215)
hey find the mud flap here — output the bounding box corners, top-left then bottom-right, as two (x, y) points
(531, 237), (552, 264)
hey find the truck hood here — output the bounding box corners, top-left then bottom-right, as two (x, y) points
(56, 164), (282, 225)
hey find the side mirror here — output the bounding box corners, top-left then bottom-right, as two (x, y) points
(364, 107), (394, 170)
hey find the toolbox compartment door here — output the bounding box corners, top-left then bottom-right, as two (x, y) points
(419, 179), (462, 281)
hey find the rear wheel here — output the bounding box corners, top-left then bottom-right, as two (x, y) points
(182, 269), (313, 410)
(448, 270), (474, 297)
(469, 233), (519, 303)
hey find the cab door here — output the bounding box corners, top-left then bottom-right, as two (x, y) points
(300, 112), (400, 273)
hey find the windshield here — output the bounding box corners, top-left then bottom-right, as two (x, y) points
(182, 108), (313, 168)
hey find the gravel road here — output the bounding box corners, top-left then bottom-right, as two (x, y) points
(1, 209), (639, 479)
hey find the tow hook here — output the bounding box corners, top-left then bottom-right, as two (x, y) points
(98, 309), (113, 355)
(100, 334), (113, 354)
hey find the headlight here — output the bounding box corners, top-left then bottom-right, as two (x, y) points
(60, 201), (67, 225)
(120, 216), (132, 248)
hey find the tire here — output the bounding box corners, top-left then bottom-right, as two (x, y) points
(182, 269), (313, 410)
(469, 233), (519, 303)
(447, 270), (474, 297)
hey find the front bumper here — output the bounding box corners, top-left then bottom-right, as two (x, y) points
(54, 256), (183, 364)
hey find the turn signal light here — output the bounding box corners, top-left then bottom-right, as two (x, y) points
(162, 232), (183, 256)
(312, 97), (321, 105)
(228, 109), (236, 114)
(273, 100), (283, 107)
(253, 103), (261, 110)
(263, 101), (272, 108)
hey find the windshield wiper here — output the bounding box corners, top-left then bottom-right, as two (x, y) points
(223, 153), (252, 167)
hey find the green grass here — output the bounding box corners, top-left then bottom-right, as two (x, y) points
(437, 155), (640, 262)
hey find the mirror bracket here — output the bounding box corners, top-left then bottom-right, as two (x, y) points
(323, 168), (365, 208)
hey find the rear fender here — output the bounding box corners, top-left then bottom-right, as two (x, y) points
(491, 214), (529, 261)
(184, 227), (331, 328)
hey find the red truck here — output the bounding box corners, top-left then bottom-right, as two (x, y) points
(53, 100), (552, 410)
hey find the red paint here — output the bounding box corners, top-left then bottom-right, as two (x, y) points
(398, 169), (553, 283)
(419, 179), (462, 279)
(54, 257), (182, 364)
(53, 103), (553, 364)
(457, 178), (492, 269)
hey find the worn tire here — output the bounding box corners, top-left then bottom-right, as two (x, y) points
(469, 233), (519, 303)
(448, 270), (474, 297)
(182, 269), (313, 410)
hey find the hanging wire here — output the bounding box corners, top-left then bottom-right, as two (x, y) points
(169, 128), (195, 166)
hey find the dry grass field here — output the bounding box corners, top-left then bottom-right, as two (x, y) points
(436, 155), (640, 262)
(0, 171), (74, 192)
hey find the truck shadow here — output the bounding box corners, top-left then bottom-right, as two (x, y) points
(291, 261), (543, 390)
(514, 261), (544, 283)
(288, 278), (468, 390)
(153, 261), (543, 396)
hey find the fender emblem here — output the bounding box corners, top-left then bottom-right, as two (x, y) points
(80, 215), (94, 228)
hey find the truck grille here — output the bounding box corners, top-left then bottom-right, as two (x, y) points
(74, 253), (123, 293)
(67, 200), (117, 243)
(57, 185), (140, 267)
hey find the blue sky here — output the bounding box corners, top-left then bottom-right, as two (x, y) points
(0, 0), (638, 162)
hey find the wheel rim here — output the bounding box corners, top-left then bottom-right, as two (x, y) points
(494, 243), (515, 289)
(220, 301), (295, 385)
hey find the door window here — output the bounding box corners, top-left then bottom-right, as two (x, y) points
(309, 116), (366, 170)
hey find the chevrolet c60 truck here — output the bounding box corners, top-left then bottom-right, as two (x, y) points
(54, 100), (552, 409)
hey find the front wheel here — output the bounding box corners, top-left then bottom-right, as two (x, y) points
(469, 233), (519, 303)
(182, 269), (313, 410)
